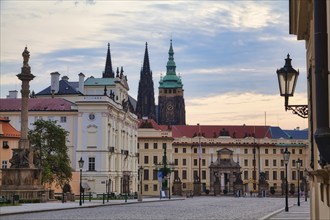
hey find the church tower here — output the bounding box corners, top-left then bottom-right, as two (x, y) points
(136, 42), (156, 120)
(158, 40), (186, 125)
(103, 43), (114, 78)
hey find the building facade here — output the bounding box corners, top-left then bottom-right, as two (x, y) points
(289, 0), (330, 219)
(158, 40), (186, 125)
(138, 122), (309, 197)
(0, 118), (20, 186)
(0, 43), (139, 196)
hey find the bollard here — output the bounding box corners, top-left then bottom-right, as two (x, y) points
(103, 193), (105, 204)
(125, 194), (127, 203)
(89, 192), (92, 202)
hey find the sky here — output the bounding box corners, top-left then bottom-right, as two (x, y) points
(0, 0), (308, 130)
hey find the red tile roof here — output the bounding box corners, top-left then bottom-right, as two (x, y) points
(138, 119), (170, 131)
(0, 98), (76, 111)
(0, 117), (20, 138)
(172, 125), (271, 139)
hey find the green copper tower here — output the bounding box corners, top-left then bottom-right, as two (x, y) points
(158, 40), (186, 125)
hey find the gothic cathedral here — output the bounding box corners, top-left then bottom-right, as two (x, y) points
(136, 40), (186, 125)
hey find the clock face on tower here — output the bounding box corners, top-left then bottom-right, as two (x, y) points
(166, 102), (174, 111)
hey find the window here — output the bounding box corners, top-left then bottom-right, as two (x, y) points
(280, 149), (284, 154)
(281, 171), (285, 180)
(252, 171), (256, 180)
(299, 149), (303, 154)
(193, 170), (198, 179)
(183, 148), (186, 153)
(194, 148), (197, 153)
(273, 160), (277, 166)
(153, 156), (158, 165)
(174, 148), (178, 153)
(153, 184), (158, 191)
(183, 183), (186, 189)
(292, 160), (296, 167)
(60, 116), (67, 123)
(144, 156), (149, 164)
(202, 159), (206, 166)
(162, 143), (166, 149)
(88, 157), (95, 171)
(265, 171), (269, 180)
(182, 170), (187, 179)
(273, 171), (277, 180)
(153, 170), (157, 180)
(137, 143), (139, 149)
(265, 149), (268, 154)
(202, 170), (206, 180)
(292, 149), (295, 154)
(202, 148), (205, 153)
(144, 184), (148, 191)
(3, 141), (9, 149)
(194, 159), (198, 166)
(281, 160), (284, 167)
(174, 158), (178, 165)
(244, 149), (248, 154)
(2, 160), (7, 168)
(182, 159), (186, 166)
(144, 143), (149, 149)
(252, 159), (256, 166)
(143, 169), (149, 180)
(174, 170), (179, 179)
(153, 143), (158, 149)
(292, 171), (296, 180)
(265, 159), (269, 166)
(244, 171), (248, 180)
(244, 159), (248, 166)
(273, 149), (276, 154)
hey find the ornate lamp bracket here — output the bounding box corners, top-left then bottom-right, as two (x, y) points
(286, 105), (308, 118)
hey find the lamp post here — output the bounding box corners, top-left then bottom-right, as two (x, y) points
(78, 157), (84, 206)
(138, 166), (143, 202)
(296, 158), (302, 206)
(283, 148), (291, 212)
(276, 54), (308, 118)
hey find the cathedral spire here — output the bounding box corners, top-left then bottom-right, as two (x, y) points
(166, 39), (177, 76)
(136, 42), (156, 121)
(103, 43), (114, 78)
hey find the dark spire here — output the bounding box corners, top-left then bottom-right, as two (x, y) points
(136, 42), (156, 121)
(103, 43), (114, 78)
(142, 42), (151, 75)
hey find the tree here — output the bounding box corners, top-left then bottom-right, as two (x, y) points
(28, 120), (72, 188)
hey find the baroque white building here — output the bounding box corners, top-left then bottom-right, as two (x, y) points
(0, 43), (139, 195)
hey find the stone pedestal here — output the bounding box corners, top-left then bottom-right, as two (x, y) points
(214, 183), (221, 196)
(172, 177), (182, 196)
(0, 168), (46, 200)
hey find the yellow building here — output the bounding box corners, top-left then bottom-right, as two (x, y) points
(138, 120), (308, 197)
(0, 117), (20, 186)
(289, 0), (330, 219)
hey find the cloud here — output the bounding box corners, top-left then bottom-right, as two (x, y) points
(186, 92), (308, 129)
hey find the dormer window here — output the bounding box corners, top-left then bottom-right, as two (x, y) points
(3, 141), (9, 149)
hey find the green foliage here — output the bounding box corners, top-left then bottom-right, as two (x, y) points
(28, 120), (72, 188)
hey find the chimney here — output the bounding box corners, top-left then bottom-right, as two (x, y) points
(6, 90), (18, 99)
(62, 76), (69, 81)
(78, 72), (85, 94)
(50, 72), (60, 94)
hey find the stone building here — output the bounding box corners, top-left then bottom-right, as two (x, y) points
(289, 1), (330, 219)
(138, 121), (308, 197)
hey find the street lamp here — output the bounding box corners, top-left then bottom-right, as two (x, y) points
(283, 148), (291, 212)
(78, 157), (84, 206)
(138, 166), (143, 202)
(296, 158), (302, 206)
(276, 54), (308, 118)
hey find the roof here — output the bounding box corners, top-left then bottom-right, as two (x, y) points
(0, 117), (20, 138)
(171, 125), (272, 139)
(0, 98), (77, 111)
(283, 129), (308, 139)
(138, 119), (170, 131)
(37, 79), (81, 95)
(84, 77), (115, 86)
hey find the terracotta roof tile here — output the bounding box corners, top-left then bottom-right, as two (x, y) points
(0, 118), (20, 138)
